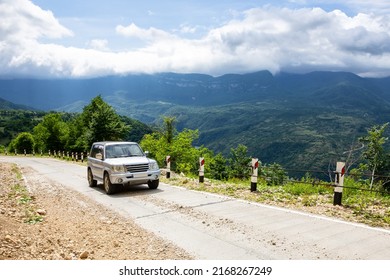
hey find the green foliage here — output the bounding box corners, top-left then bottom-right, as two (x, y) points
(80, 95), (130, 147)
(170, 129), (200, 174)
(228, 144), (251, 179)
(0, 110), (44, 145)
(209, 153), (229, 180)
(8, 132), (35, 154)
(33, 113), (69, 152)
(120, 115), (153, 143)
(140, 132), (164, 163)
(358, 123), (390, 189)
(162, 116), (176, 144)
(66, 114), (88, 151)
(283, 180), (330, 196)
(342, 177), (390, 225)
(4, 96), (151, 154)
(262, 163), (287, 186)
(140, 120), (202, 174)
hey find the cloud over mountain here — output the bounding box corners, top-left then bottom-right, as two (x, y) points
(1, 0), (390, 78)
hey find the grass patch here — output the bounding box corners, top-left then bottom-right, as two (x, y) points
(8, 164), (44, 224)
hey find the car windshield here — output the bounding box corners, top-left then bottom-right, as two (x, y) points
(105, 144), (144, 159)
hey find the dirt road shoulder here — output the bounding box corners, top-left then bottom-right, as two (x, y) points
(0, 162), (192, 260)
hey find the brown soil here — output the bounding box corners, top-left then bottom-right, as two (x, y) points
(0, 163), (193, 260)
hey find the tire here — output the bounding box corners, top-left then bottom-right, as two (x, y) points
(148, 179), (159, 189)
(87, 168), (97, 188)
(103, 172), (116, 195)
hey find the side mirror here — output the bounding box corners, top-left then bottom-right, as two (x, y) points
(144, 151), (150, 157)
(96, 153), (103, 160)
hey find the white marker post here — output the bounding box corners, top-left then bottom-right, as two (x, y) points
(251, 158), (259, 192)
(333, 161), (345, 206)
(166, 155), (171, 179)
(199, 157), (205, 183)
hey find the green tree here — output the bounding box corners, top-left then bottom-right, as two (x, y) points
(140, 132), (166, 166)
(80, 95), (130, 146)
(209, 153), (228, 180)
(228, 144), (251, 179)
(170, 129), (200, 174)
(66, 116), (88, 152)
(140, 116), (203, 175)
(262, 163), (287, 186)
(359, 123), (389, 189)
(163, 116), (176, 144)
(33, 113), (69, 152)
(8, 132), (35, 154)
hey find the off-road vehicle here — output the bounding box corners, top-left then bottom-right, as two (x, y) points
(87, 141), (160, 194)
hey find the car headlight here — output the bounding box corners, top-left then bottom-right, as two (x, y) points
(112, 165), (126, 173)
(149, 161), (159, 171)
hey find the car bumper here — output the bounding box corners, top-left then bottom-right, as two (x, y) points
(110, 170), (160, 184)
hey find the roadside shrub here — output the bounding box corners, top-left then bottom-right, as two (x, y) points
(8, 132), (35, 154)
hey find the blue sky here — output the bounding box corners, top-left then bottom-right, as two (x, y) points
(1, 0), (390, 78)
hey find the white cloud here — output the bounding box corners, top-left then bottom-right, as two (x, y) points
(87, 39), (109, 51)
(179, 24), (198, 34)
(116, 23), (175, 42)
(1, 0), (390, 78)
(0, 0), (72, 41)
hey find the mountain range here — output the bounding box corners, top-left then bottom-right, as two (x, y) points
(1, 70), (390, 174)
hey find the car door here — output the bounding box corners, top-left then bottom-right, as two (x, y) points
(89, 144), (104, 181)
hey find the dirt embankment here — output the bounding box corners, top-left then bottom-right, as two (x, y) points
(0, 162), (192, 260)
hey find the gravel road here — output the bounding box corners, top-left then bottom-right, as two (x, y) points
(1, 156), (390, 260)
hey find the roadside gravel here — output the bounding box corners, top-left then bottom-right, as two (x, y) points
(0, 162), (193, 260)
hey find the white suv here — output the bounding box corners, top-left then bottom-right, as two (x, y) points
(87, 141), (160, 194)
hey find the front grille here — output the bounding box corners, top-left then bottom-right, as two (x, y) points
(126, 164), (149, 173)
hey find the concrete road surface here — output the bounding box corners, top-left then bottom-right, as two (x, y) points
(2, 156), (390, 259)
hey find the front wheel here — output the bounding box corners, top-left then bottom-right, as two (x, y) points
(104, 172), (116, 195)
(148, 179), (159, 189)
(87, 168), (97, 188)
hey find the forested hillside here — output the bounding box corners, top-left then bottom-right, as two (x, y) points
(1, 70), (389, 172)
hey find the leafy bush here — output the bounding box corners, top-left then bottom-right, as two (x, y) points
(228, 144), (251, 179)
(261, 163), (287, 186)
(8, 132), (35, 154)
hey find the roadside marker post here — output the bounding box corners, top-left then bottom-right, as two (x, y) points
(251, 158), (259, 192)
(333, 161), (345, 206)
(199, 157), (205, 183)
(166, 156), (171, 179)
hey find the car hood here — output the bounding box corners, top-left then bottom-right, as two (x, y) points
(105, 157), (154, 165)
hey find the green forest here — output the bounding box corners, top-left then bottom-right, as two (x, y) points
(0, 96), (151, 154)
(1, 95), (390, 195)
(2, 95), (390, 227)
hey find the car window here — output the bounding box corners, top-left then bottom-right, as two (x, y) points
(90, 144), (103, 158)
(105, 144), (144, 158)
